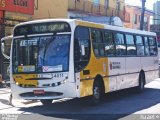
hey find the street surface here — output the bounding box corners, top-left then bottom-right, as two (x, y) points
(0, 79), (160, 120)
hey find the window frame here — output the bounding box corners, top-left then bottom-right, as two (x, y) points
(89, 27), (157, 58)
(125, 34), (137, 56)
(103, 30), (116, 57)
(91, 28), (106, 58)
(144, 36), (150, 56)
(135, 35), (145, 56)
(148, 36), (158, 56)
(114, 32), (126, 56)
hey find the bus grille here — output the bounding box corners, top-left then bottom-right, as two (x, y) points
(20, 92), (63, 98)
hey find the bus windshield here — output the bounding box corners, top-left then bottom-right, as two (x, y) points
(12, 34), (70, 73)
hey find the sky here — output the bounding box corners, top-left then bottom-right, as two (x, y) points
(125, 0), (158, 10)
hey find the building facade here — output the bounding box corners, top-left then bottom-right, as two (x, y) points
(151, 1), (160, 45)
(0, 0), (34, 81)
(33, 0), (127, 25)
(153, 1), (160, 25)
(0, 0), (34, 36)
(68, 0), (125, 22)
(33, 0), (68, 19)
(124, 5), (153, 31)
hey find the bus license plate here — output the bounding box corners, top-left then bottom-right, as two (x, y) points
(33, 90), (45, 94)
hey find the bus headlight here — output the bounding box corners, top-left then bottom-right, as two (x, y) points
(16, 82), (19, 85)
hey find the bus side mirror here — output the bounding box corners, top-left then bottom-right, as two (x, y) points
(1, 42), (4, 53)
(81, 45), (85, 56)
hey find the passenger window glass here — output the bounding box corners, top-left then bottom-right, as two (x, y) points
(127, 45), (137, 56)
(93, 44), (105, 57)
(105, 44), (115, 56)
(149, 37), (157, 56)
(136, 36), (145, 56)
(104, 31), (115, 56)
(115, 33), (125, 44)
(91, 30), (103, 43)
(126, 34), (134, 45)
(150, 46), (157, 56)
(136, 36), (143, 45)
(104, 32), (113, 43)
(145, 46), (150, 56)
(92, 29), (105, 57)
(144, 37), (149, 45)
(144, 37), (150, 56)
(137, 46), (145, 56)
(126, 34), (136, 56)
(149, 37), (156, 46)
(114, 33), (126, 56)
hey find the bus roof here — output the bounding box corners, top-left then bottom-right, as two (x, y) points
(75, 19), (156, 36)
(104, 24), (156, 36)
(14, 19), (156, 36)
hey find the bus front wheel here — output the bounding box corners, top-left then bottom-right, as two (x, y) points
(40, 99), (53, 105)
(92, 78), (105, 104)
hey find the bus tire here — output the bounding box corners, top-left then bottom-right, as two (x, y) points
(92, 77), (105, 105)
(137, 72), (145, 92)
(40, 99), (53, 105)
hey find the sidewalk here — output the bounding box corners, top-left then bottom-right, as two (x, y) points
(0, 87), (12, 111)
(145, 78), (160, 89)
(0, 87), (11, 93)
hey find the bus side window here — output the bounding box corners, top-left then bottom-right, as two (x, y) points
(136, 36), (145, 56)
(74, 26), (91, 72)
(149, 37), (158, 56)
(104, 31), (115, 56)
(144, 37), (150, 56)
(91, 29), (105, 57)
(114, 33), (126, 56)
(126, 34), (137, 56)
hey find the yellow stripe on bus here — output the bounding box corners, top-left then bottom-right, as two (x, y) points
(79, 34), (110, 97)
(75, 20), (105, 29)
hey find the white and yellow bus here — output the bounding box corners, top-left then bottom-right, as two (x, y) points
(10, 19), (159, 105)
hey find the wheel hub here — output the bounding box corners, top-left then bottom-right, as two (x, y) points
(94, 86), (100, 99)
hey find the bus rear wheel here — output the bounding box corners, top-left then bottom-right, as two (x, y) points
(40, 99), (53, 105)
(137, 73), (145, 92)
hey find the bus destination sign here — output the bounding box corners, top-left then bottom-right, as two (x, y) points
(14, 22), (71, 36)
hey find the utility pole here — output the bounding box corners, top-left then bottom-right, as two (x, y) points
(140, 0), (146, 30)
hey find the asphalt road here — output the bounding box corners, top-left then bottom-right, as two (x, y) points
(0, 79), (160, 120)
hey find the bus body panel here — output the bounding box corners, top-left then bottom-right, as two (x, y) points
(108, 57), (139, 91)
(79, 54), (108, 97)
(11, 72), (78, 99)
(75, 20), (109, 97)
(11, 82), (78, 100)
